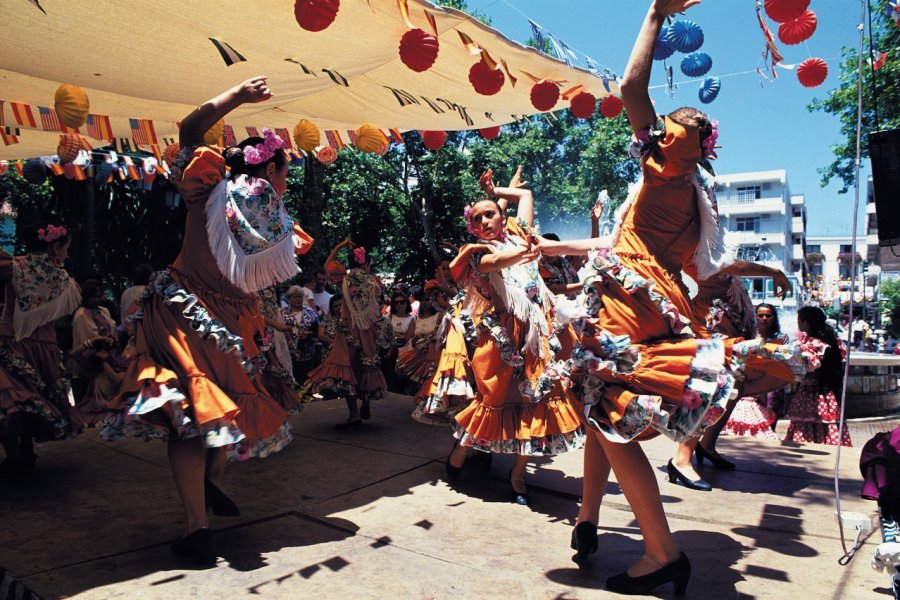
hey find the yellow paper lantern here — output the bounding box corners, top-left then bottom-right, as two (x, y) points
(354, 124), (384, 154)
(292, 120), (320, 153)
(203, 119), (225, 146)
(54, 84), (90, 128)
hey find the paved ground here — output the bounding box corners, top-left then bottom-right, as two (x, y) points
(1, 393), (898, 599)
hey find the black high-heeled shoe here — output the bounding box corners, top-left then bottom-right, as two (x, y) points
(465, 450), (493, 470)
(509, 470), (530, 506)
(171, 528), (216, 565)
(667, 460), (712, 492)
(570, 521), (598, 563)
(359, 401), (371, 420)
(695, 444), (736, 470)
(606, 552), (691, 596)
(334, 418), (363, 431)
(445, 440), (464, 482)
(204, 480), (240, 517)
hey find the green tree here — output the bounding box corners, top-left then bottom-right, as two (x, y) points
(808, 1), (900, 192)
(879, 278), (900, 337)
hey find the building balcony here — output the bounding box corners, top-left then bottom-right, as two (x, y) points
(792, 244), (804, 259)
(791, 216), (804, 233)
(867, 202), (877, 214)
(716, 193), (785, 212)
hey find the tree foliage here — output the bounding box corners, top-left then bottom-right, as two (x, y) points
(808, 1), (900, 192)
(880, 278), (900, 337)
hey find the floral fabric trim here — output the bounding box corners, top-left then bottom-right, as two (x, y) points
(412, 374), (475, 426)
(453, 424), (585, 457)
(228, 421), (293, 462)
(729, 337), (806, 383)
(628, 116), (666, 159)
(225, 174), (294, 256)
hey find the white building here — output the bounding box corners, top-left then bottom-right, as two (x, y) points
(805, 234), (871, 309)
(715, 169), (806, 305)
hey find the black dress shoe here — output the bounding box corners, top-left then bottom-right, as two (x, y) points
(334, 418), (363, 431)
(695, 444), (736, 470)
(171, 528), (215, 565)
(445, 440), (464, 482)
(570, 521), (599, 564)
(667, 460), (712, 491)
(205, 480), (240, 517)
(359, 401), (371, 420)
(606, 552), (691, 596)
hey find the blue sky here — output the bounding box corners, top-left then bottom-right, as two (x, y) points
(467, 0), (870, 236)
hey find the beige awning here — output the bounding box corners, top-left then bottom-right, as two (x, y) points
(0, 0), (617, 160)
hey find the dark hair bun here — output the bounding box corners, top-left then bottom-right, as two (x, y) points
(223, 146), (246, 175)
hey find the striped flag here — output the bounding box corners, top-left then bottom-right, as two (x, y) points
(0, 127), (19, 145)
(324, 130), (345, 149)
(149, 144), (162, 160)
(10, 102), (37, 128)
(245, 126), (260, 138)
(123, 156), (140, 180)
(222, 125), (237, 147)
(130, 118), (157, 145)
(86, 114), (113, 141)
(389, 128), (404, 144)
(275, 128), (293, 150)
(38, 106), (62, 132)
(13, 162), (24, 176)
(47, 162), (64, 176)
(208, 38), (246, 66)
(346, 130), (357, 146)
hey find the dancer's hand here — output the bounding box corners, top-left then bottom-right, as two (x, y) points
(773, 271), (793, 299)
(653, 0), (700, 17)
(235, 76), (273, 104)
(479, 169), (496, 196)
(590, 200), (604, 221)
(508, 165), (528, 189)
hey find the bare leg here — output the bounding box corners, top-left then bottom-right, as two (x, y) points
(448, 439), (468, 469)
(577, 432), (611, 525)
(672, 437), (702, 480)
(167, 436), (208, 536)
(205, 446), (227, 487)
(510, 453), (529, 494)
(596, 432), (680, 576)
(345, 395), (360, 421)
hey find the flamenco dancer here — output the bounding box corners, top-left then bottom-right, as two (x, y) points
(0, 224), (82, 477)
(535, 1), (802, 593)
(102, 77), (311, 562)
(444, 166), (584, 505)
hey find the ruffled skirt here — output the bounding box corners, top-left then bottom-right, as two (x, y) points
(411, 326), (473, 426)
(721, 398), (777, 439)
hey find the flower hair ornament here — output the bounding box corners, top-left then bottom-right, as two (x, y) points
(38, 224), (67, 243)
(353, 246), (367, 265)
(243, 128), (284, 165)
(701, 120), (719, 160)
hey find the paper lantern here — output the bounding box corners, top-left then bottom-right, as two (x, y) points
(316, 146), (337, 165)
(530, 81), (559, 111)
(163, 143), (181, 166)
(421, 130), (447, 151)
(797, 57), (827, 88)
(698, 76), (721, 104)
(666, 20), (704, 53)
(0, 161), (8, 176)
(479, 126), (500, 140)
(294, 0), (340, 32)
(654, 26), (675, 61)
(599, 95), (624, 118)
(778, 9), (817, 45)
(203, 119), (224, 146)
(399, 28), (439, 72)
(54, 84), (90, 128)
(57, 134), (81, 164)
(764, 0), (809, 23)
(353, 124), (382, 153)
(22, 160), (47, 186)
(375, 142), (388, 156)
(293, 120), (320, 153)
(468, 59), (505, 96)
(680, 52), (712, 77)
(569, 92), (597, 119)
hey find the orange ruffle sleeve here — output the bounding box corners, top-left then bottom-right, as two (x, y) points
(174, 146), (226, 206)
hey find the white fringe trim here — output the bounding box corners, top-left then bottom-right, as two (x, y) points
(341, 271), (382, 331)
(13, 279), (81, 341)
(205, 180), (300, 294)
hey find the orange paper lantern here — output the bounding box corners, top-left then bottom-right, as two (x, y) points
(469, 59), (505, 96)
(569, 92), (597, 119)
(293, 120), (321, 153)
(797, 57), (828, 88)
(599, 95), (624, 118)
(294, 0), (340, 32)
(316, 145), (337, 165)
(421, 130), (447, 151)
(54, 84), (90, 128)
(57, 134), (81, 164)
(399, 28), (439, 72)
(354, 124), (384, 153)
(530, 81), (559, 111)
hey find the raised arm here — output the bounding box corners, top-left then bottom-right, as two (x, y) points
(620, 1), (700, 133)
(479, 166), (532, 225)
(324, 239), (353, 268)
(720, 261), (793, 299)
(537, 236), (611, 257)
(179, 76), (273, 148)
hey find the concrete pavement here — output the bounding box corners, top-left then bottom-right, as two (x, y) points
(0, 393), (897, 599)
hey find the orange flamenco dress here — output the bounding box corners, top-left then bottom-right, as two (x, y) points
(101, 146), (311, 460)
(568, 117), (802, 443)
(448, 219), (584, 455)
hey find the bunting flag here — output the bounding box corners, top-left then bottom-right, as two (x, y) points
(86, 114), (113, 141)
(222, 124), (237, 147)
(245, 126), (259, 138)
(114, 137), (134, 154)
(1, 128), (19, 146)
(324, 130), (345, 149)
(558, 39), (579, 65)
(14, 162), (24, 176)
(346, 129), (358, 146)
(47, 162), (64, 176)
(129, 118), (157, 145)
(122, 155), (140, 180)
(528, 20), (545, 52)
(10, 102), (37, 128)
(275, 127), (293, 150)
(28, 0), (47, 14)
(546, 33), (569, 66)
(149, 144), (162, 161)
(38, 106), (62, 132)
(208, 37), (247, 66)
(388, 128), (404, 144)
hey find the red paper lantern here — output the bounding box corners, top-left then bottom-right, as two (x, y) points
(530, 81), (559, 111)
(763, 0), (809, 23)
(600, 95), (624, 118)
(375, 142), (388, 156)
(778, 9), (817, 45)
(316, 146), (338, 165)
(479, 126), (500, 140)
(399, 28), (439, 72)
(797, 57), (828, 88)
(569, 92), (597, 119)
(294, 0), (340, 32)
(468, 59), (505, 96)
(421, 130), (447, 151)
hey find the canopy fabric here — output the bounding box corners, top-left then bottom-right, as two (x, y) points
(0, 0), (617, 160)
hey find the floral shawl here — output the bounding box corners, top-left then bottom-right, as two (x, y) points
(341, 268), (382, 331)
(12, 253), (81, 341)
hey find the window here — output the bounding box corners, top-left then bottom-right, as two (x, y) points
(806, 244), (821, 253)
(735, 217), (760, 232)
(736, 186), (761, 202)
(792, 208), (802, 217)
(737, 246), (760, 261)
(840, 244), (852, 253)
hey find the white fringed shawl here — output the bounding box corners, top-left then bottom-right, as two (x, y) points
(205, 180), (300, 294)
